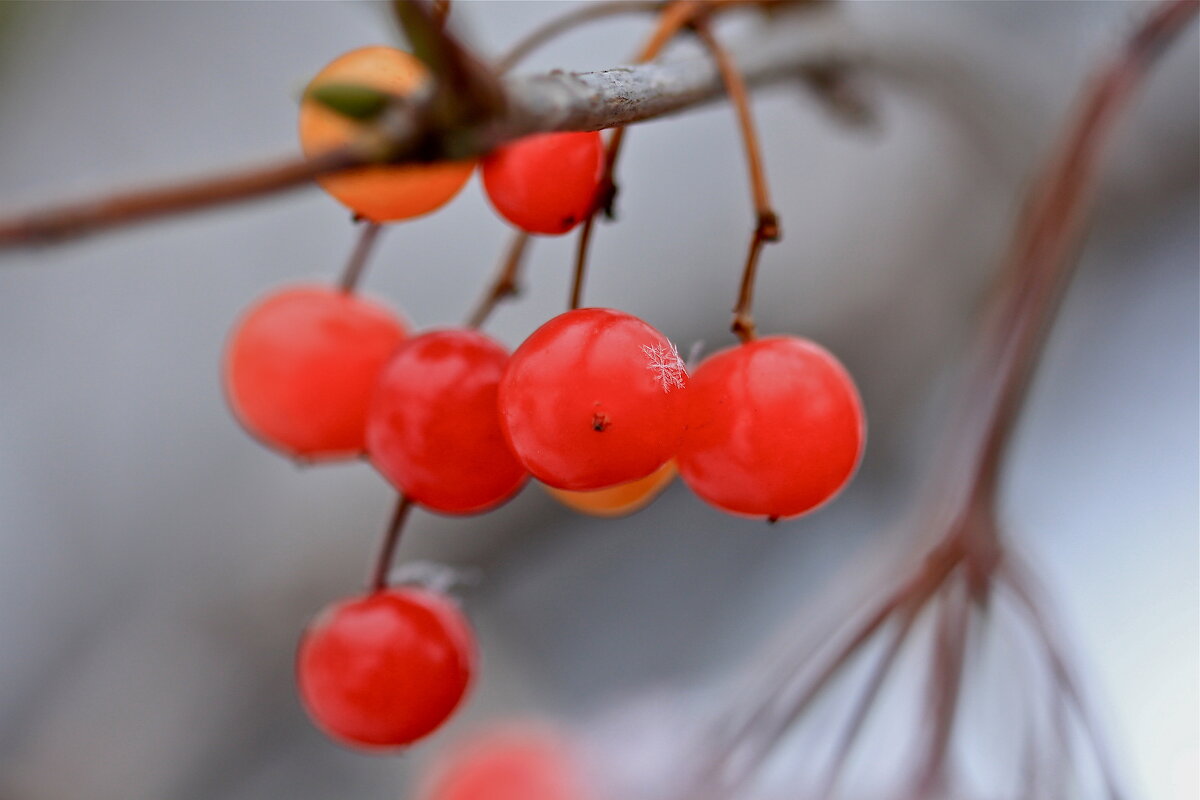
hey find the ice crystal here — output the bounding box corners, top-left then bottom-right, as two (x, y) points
(641, 341), (686, 392)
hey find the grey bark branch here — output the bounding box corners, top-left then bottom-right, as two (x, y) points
(0, 7), (852, 249)
(497, 9), (849, 136)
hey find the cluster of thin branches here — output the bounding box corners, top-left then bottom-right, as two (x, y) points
(665, 2), (1196, 797)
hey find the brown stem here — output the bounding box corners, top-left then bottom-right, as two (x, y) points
(569, 1), (702, 310)
(337, 221), (384, 293)
(0, 148), (361, 248)
(466, 231), (530, 328)
(691, 17), (780, 343)
(367, 495), (415, 593)
(568, 125), (626, 310)
(730, 214), (778, 342)
(692, 18), (773, 216)
(569, 217), (596, 310)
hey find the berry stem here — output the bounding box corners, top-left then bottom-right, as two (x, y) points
(730, 212), (779, 342)
(568, 215), (596, 311)
(367, 494), (415, 593)
(691, 17), (780, 343)
(466, 231), (530, 328)
(569, 0), (702, 310)
(337, 221), (384, 293)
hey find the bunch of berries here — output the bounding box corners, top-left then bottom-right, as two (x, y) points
(222, 45), (865, 752)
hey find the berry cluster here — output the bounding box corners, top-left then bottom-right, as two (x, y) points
(222, 43), (865, 752)
(298, 46), (604, 234)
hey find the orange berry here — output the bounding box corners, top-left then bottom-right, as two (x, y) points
(298, 46), (475, 222)
(545, 460), (676, 517)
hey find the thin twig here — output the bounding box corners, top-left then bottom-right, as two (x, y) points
(692, 17), (774, 216)
(494, 0), (669, 74)
(337, 221), (384, 293)
(569, 0), (703, 309)
(960, 0), (1199, 510)
(367, 495), (415, 593)
(0, 148), (361, 247)
(569, 217), (596, 310)
(691, 17), (780, 342)
(816, 602), (923, 799)
(910, 575), (972, 798)
(465, 231), (530, 328)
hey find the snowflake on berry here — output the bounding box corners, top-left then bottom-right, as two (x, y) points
(641, 341), (686, 393)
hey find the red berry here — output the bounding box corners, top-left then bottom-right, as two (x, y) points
(677, 336), (864, 520)
(296, 587), (475, 749)
(420, 723), (593, 800)
(367, 329), (528, 514)
(223, 284), (406, 460)
(481, 132), (604, 235)
(498, 308), (688, 491)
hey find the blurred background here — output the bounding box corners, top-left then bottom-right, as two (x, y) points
(0, 1), (1195, 798)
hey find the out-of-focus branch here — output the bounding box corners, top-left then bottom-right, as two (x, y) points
(0, 4), (851, 250)
(679, 2), (1198, 796)
(0, 149), (363, 248)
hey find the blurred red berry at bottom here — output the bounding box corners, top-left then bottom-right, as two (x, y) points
(420, 723), (594, 800)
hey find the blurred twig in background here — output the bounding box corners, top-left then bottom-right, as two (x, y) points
(676, 2), (1197, 797)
